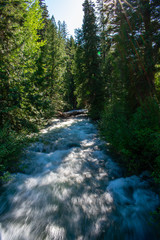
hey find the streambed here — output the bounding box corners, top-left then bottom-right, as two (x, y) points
(0, 115), (159, 239)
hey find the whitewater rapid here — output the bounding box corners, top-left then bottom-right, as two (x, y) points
(0, 115), (159, 239)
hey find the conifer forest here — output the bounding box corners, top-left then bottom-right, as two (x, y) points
(0, 0), (160, 239)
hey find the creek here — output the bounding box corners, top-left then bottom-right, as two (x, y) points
(0, 115), (159, 239)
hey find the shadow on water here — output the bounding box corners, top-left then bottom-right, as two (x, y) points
(0, 115), (159, 240)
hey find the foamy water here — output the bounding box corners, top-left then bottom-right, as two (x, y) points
(0, 116), (159, 239)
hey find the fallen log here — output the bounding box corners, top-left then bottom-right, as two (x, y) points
(58, 109), (88, 118)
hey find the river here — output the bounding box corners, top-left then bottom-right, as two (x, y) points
(0, 115), (159, 239)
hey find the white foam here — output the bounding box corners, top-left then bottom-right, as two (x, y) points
(0, 116), (159, 240)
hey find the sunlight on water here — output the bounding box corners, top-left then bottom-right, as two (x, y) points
(0, 116), (159, 239)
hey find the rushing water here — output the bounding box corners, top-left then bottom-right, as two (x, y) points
(0, 115), (159, 240)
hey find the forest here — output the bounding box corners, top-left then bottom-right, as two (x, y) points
(0, 0), (160, 185)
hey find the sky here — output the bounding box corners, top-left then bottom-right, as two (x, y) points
(44, 0), (96, 37)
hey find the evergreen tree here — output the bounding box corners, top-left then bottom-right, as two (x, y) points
(35, 16), (69, 116)
(64, 37), (77, 110)
(80, 0), (104, 118)
(0, 0), (26, 127)
(0, 0), (44, 128)
(74, 29), (86, 108)
(102, 0), (160, 108)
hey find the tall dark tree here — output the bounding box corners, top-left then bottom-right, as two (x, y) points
(74, 29), (86, 108)
(64, 37), (77, 110)
(103, 0), (160, 108)
(81, 0), (104, 118)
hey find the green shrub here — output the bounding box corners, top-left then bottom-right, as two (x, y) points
(129, 99), (160, 171)
(100, 101), (130, 151)
(153, 156), (160, 183)
(0, 124), (28, 177)
(100, 98), (160, 175)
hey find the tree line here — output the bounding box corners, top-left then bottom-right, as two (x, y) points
(0, 0), (160, 182)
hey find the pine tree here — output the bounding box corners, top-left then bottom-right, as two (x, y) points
(102, 0), (160, 108)
(82, 0), (104, 118)
(0, 0), (28, 127)
(64, 36), (77, 110)
(38, 0), (49, 38)
(74, 29), (86, 108)
(0, 0), (45, 128)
